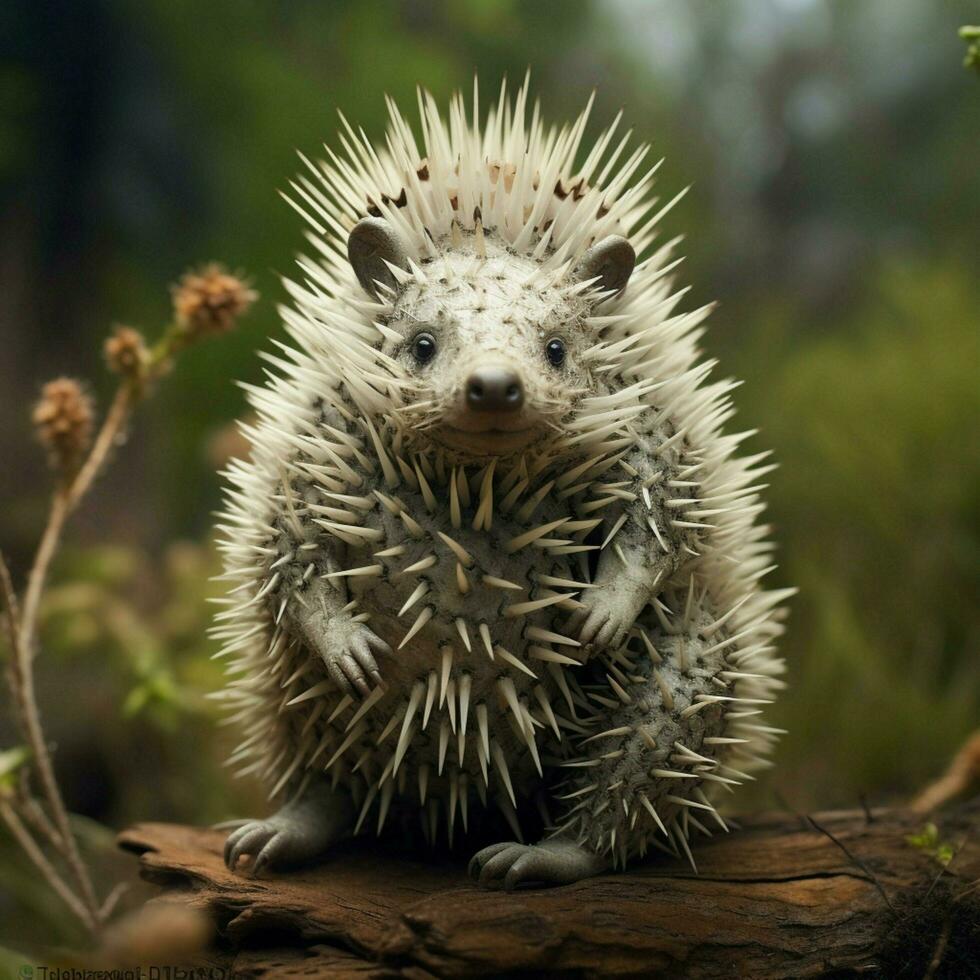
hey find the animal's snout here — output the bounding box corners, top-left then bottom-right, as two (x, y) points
(466, 366), (524, 414)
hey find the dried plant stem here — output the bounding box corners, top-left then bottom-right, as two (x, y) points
(21, 385), (135, 654)
(12, 624), (102, 923)
(2, 383), (138, 936)
(0, 265), (253, 943)
(0, 553), (23, 714)
(98, 881), (130, 921)
(16, 778), (62, 847)
(19, 490), (70, 659)
(911, 729), (980, 814)
(0, 797), (97, 933)
(67, 384), (135, 509)
(0, 553), (21, 637)
(0, 559), (60, 851)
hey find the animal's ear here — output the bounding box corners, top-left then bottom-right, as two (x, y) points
(573, 235), (636, 296)
(347, 217), (410, 298)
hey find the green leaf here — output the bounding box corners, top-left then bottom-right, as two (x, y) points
(906, 823), (956, 868)
(0, 747), (30, 790)
(122, 684), (151, 717)
(0, 944), (35, 980)
(961, 25), (980, 72)
(905, 822), (939, 851)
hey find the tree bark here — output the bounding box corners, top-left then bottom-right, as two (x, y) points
(118, 799), (980, 979)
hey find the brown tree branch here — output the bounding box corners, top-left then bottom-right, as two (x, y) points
(118, 801), (980, 978)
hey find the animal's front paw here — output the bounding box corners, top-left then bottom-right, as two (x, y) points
(319, 619), (392, 698)
(224, 780), (354, 875)
(224, 815), (327, 874)
(468, 839), (608, 890)
(224, 801), (349, 874)
(576, 580), (647, 651)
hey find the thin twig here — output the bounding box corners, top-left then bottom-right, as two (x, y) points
(9, 384), (139, 932)
(923, 828), (972, 903)
(922, 915), (953, 980)
(0, 797), (97, 933)
(5, 552), (98, 912)
(0, 551), (24, 708)
(912, 730), (980, 814)
(10, 621), (101, 921)
(2, 270), (252, 940)
(19, 490), (70, 660)
(0, 551), (21, 638)
(0, 551), (27, 733)
(16, 784), (64, 854)
(807, 814), (894, 910)
(99, 881), (130, 921)
(3, 554), (70, 859)
(858, 792), (874, 825)
(67, 384), (134, 509)
(21, 385), (134, 656)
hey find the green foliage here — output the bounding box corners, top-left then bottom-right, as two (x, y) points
(0, 832), (91, 956)
(0, 748), (30, 793)
(731, 262), (979, 807)
(961, 26), (980, 72)
(43, 545), (214, 730)
(906, 822), (955, 867)
(0, 0), (977, 940)
(0, 945), (33, 980)
(95, 0), (603, 536)
(24, 541), (255, 825)
(0, 542), (253, 950)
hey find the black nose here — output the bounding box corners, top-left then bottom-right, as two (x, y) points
(466, 366), (524, 413)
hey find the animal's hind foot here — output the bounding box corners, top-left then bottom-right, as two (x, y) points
(468, 838), (608, 890)
(224, 779), (354, 874)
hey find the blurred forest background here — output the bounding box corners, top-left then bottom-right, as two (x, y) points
(1, 0), (977, 952)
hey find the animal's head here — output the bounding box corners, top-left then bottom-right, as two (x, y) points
(347, 215), (636, 461)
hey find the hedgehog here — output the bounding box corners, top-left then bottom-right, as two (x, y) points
(214, 79), (792, 889)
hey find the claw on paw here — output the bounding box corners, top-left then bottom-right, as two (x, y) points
(576, 580), (648, 652)
(223, 787), (354, 874)
(224, 820), (280, 872)
(468, 839), (607, 889)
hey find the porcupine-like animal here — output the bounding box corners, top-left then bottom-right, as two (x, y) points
(216, 80), (792, 888)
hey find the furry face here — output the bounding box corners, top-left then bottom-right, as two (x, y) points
(389, 232), (593, 458)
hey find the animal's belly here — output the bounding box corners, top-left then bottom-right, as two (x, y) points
(308, 470), (594, 831)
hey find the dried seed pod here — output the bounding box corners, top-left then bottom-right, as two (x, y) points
(172, 263), (256, 338)
(104, 325), (149, 379)
(32, 378), (94, 475)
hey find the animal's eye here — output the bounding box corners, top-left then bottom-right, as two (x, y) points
(411, 332), (437, 365)
(545, 337), (566, 367)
